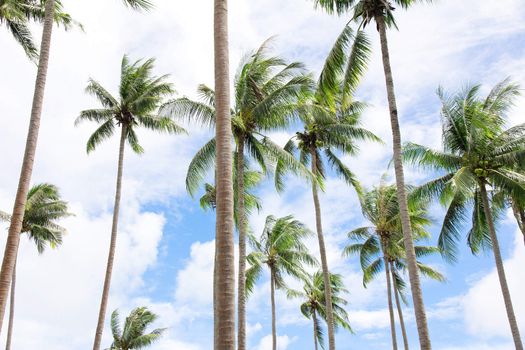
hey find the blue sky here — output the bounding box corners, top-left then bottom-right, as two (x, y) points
(0, 0), (524, 349)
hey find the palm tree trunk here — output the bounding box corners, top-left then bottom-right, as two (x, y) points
(375, 15), (431, 350)
(510, 201), (525, 246)
(270, 269), (277, 350)
(310, 148), (336, 350)
(479, 182), (523, 350)
(384, 253), (398, 350)
(5, 259), (16, 350)
(213, 0), (235, 349)
(0, 0), (56, 331)
(391, 262), (409, 350)
(92, 125), (127, 350)
(312, 309), (319, 350)
(237, 137), (247, 350)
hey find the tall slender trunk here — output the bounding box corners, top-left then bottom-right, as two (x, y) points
(383, 252), (398, 350)
(0, 0), (56, 331)
(510, 201), (525, 246)
(270, 269), (277, 350)
(479, 182), (523, 350)
(92, 125), (127, 350)
(375, 15), (431, 349)
(5, 259), (16, 350)
(310, 148), (336, 350)
(312, 309), (319, 350)
(391, 262), (409, 350)
(236, 137), (247, 350)
(214, 0), (235, 349)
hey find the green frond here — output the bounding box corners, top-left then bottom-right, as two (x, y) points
(185, 138), (216, 196)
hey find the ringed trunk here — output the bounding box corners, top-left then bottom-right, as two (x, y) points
(375, 15), (431, 349)
(270, 269), (277, 350)
(310, 148), (336, 350)
(312, 309), (319, 350)
(214, 0), (236, 349)
(92, 125), (127, 350)
(0, 0), (56, 330)
(391, 262), (409, 350)
(237, 137), (247, 350)
(5, 259), (17, 350)
(384, 254), (398, 350)
(479, 182), (523, 350)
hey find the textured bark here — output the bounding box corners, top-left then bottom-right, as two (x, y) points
(310, 148), (336, 350)
(384, 254), (398, 350)
(312, 309), (319, 350)
(480, 183), (523, 350)
(214, 0), (235, 349)
(236, 138), (247, 350)
(5, 259), (16, 350)
(270, 270), (277, 350)
(92, 125), (127, 350)
(392, 262), (409, 350)
(375, 15), (431, 349)
(0, 0), (56, 332)
(511, 202), (525, 246)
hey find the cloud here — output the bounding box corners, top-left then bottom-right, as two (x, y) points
(252, 334), (295, 350)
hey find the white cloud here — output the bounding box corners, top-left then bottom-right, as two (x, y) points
(252, 334), (295, 350)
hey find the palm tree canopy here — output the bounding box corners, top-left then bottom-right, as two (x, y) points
(0, 183), (71, 253)
(162, 39), (315, 196)
(121, 0), (154, 11)
(402, 78), (525, 261)
(109, 307), (165, 350)
(75, 55), (186, 154)
(246, 215), (318, 294)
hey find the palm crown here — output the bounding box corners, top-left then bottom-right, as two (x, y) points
(108, 307), (165, 350)
(75, 55), (186, 153)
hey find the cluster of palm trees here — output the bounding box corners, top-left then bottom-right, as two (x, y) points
(0, 1), (524, 350)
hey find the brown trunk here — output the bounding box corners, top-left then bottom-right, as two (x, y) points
(214, 0), (235, 349)
(375, 15), (431, 349)
(511, 201), (525, 246)
(384, 252), (398, 350)
(236, 137), (247, 350)
(310, 148), (336, 350)
(0, 0), (56, 331)
(92, 125), (127, 350)
(391, 262), (409, 350)
(480, 182), (523, 350)
(270, 269), (277, 350)
(5, 259), (16, 350)
(312, 308), (319, 350)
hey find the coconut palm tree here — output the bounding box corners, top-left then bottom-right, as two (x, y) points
(0, 183), (71, 350)
(246, 215), (317, 350)
(311, 1), (435, 347)
(402, 79), (524, 349)
(163, 42), (312, 350)
(287, 271), (352, 350)
(107, 307), (165, 350)
(75, 55), (184, 350)
(277, 25), (379, 350)
(0, 0), (154, 334)
(343, 181), (444, 350)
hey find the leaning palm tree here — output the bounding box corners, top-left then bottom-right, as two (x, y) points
(402, 79), (524, 349)
(278, 25), (380, 350)
(246, 215), (317, 350)
(107, 307), (165, 350)
(163, 41), (312, 350)
(343, 181), (444, 350)
(0, 183), (71, 350)
(75, 55), (184, 350)
(0, 0), (154, 334)
(312, 1), (435, 347)
(287, 271), (352, 350)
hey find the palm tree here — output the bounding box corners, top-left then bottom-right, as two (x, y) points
(107, 307), (165, 350)
(343, 180), (444, 350)
(0, 0), (154, 334)
(75, 55), (184, 350)
(246, 215), (317, 350)
(0, 0), (77, 59)
(163, 42), (312, 350)
(402, 79), (524, 349)
(278, 25), (379, 350)
(311, 1), (436, 347)
(0, 183), (71, 350)
(287, 271), (352, 350)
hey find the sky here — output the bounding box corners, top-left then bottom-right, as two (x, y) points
(0, 0), (524, 349)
